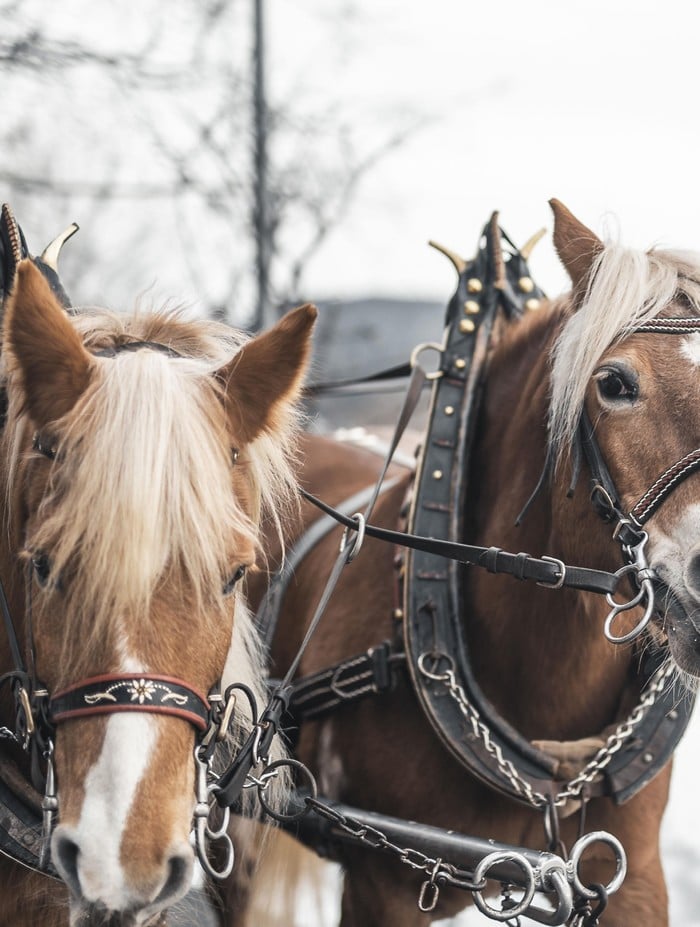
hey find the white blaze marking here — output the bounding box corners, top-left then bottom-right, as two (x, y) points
(70, 647), (159, 910)
(74, 713), (158, 909)
(681, 333), (700, 367)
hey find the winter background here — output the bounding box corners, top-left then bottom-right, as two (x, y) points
(2, 0), (699, 923)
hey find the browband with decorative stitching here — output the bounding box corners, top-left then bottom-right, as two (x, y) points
(49, 673), (210, 731)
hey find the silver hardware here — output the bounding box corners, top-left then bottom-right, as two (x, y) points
(410, 342), (444, 381)
(568, 831), (627, 900)
(472, 851), (536, 920)
(604, 534), (656, 644)
(192, 748), (234, 880)
(537, 556), (566, 589)
(418, 649), (672, 813)
(418, 857), (443, 912)
(340, 512), (366, 562)
(40, 740), (57, 869)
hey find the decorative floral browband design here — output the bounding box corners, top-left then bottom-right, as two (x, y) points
(83, 677), (189, 707)
(49, 673), (211, 731)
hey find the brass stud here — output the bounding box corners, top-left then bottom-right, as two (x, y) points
(459, 318), (476, 333)
(525, 298), (541, 311)
(518, 276), (534, 293)
(467, 278), (483, 293)
(463, 300), (480, 315)
(432, 470), (443, 480)
(454, 358), (466, 370)
(393, 607), (404, 620)
(444, 405), (455, 416)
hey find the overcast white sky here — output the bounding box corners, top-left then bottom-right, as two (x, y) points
(270, 0), (700, 304)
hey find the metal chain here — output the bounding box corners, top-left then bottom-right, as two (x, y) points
(305, 795), (489, 896)
(423, 658), (674, 809)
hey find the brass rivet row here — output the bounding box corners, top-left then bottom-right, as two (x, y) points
(432, 470), (443, 481)
(518, 276), (535, 293)
(444, 405), (455, 416)
(454, 358), (466, 370)
(467, 278), (483, 293)
(459, 318), (476, 334)
(525, 298), (541, 311)
(463, 300), (480, 315)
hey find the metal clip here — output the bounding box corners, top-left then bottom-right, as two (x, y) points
(39, 740), (57, 869)
(417, 858), (442, 912)
(604, 534), (656, 644)
(192, 748), (234, 881)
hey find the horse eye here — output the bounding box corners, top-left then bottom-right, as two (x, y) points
(223, 565), (247, 596)
(596, 369), (638, 402)
(31, 552), (52, 588)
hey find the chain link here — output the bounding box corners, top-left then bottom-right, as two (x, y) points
(422, 658), (674, 809)
(305, 796), (488, 892)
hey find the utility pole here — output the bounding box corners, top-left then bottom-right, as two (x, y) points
(252, 0), (269, 330)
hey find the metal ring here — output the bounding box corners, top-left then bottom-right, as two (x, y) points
(417, 650), (456, 681)
(410, 342), (444, 380)
(568, 830), (627, 900)
(257, 758), (318, 823)
(604, 570), (655, 644)
(472, 851), (536, 921)
(340, 512), (366, 562)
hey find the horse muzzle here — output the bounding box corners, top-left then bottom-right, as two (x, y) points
(653, 579), (700, 677)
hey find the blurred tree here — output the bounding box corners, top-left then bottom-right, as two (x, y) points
(0, 0), (428, 325)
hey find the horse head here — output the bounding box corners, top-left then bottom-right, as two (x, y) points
(549, 199), (700, 679)
(0, 259), (315, 924)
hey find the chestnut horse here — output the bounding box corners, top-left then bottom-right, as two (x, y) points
(241, 201), (700, 926)
(0, 250), (316, 925)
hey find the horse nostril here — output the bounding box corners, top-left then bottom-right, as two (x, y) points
(151, 845), (194, 909)
(51, 830), (82, 897)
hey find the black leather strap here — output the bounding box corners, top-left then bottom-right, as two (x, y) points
(301, 490), (619, 596)
(285, 642), (405, 722)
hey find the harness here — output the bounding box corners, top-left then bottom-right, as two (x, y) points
(259, 212), (696, 822)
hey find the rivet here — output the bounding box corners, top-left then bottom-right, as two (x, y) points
(454, 358), (466, 370)
(393, 607), (404, 620)
(518, 276), (535, 293)
(463, 300), (480, 315)
(467, 278), (483, 293)
(525, 297), (541, 311)
(668, 709), (679, 721)
(433, 470), (443, 480)
(459, 318), (476, 333)
(444, 405), (455, 416)
(643, 752), (653, 764)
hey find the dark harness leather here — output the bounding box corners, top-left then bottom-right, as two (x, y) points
(265, 213), (694, 812)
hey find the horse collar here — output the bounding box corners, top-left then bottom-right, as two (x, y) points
(402, 217), (694, 812)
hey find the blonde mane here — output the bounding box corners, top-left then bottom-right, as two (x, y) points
(3, 309), (301, 666)
(549, 244), (700, 457)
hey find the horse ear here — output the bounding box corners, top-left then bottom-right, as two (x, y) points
(4, 259), (93, 426)
(217, 303), (317, 445)
(549, 199), (604, 297)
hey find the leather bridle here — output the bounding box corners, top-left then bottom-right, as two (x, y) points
(0, 337), (247, 877)
(575, 315), (700, 643)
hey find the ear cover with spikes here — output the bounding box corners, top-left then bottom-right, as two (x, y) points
(216, 303), (317, 446)
(549, 198), (604, 297)
(4, 260), (93, 427)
